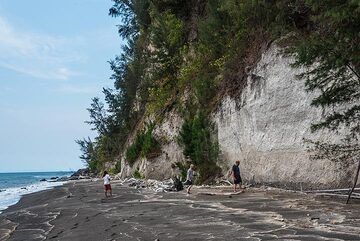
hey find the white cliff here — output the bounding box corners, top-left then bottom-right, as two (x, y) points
(213, 44), (353, 188)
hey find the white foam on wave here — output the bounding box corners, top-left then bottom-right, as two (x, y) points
(0, 181), (66, 213)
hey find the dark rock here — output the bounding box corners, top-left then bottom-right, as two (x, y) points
(172, 177), (183, 191)
(71, 168), (90, 177)
(69, 176), (80, 180)
(40, 178), (47, 182)
(57, 177), (69, 182)
(50, 176), (58, 180)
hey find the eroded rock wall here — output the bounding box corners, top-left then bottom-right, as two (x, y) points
(213, 44), (353, 189)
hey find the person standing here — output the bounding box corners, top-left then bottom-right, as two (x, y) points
(103, 171), (112, 197)
(232, 160), (242, 192)
(184, 164), (195, 194)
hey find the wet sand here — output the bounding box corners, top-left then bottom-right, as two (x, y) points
(1, 180), (360, 241)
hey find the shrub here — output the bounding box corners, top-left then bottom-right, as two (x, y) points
(125, 124), (160, 166)
(133, 168), (143, 179)
(114, 160), (122, 173)
(179, 111), (221, 183)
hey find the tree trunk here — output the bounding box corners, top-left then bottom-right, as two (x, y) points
(346, 159), (360, 204)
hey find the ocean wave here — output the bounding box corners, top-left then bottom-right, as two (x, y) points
(0, 181), (66, 213)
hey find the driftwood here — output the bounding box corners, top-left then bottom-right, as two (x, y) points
(306, 188), (360, 193)
(314, 193), (360, 199)
(305, 160), (360, 204)
(347, 159), (360, 204)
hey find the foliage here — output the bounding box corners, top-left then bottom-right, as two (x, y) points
(145, 9), (185, 114)
(125, 143), (140, 166)
(75, 137), (102, 173)
(85, 97), (109, 135)
(109, 0), (151, 39)
(133, 167), (144, 179)
(76, 0), (152, 174)
(179, 111), (221, 183)
(75, 137), (94, 164)
(175, 161), (187, 181)
(125, 124), (160, 166)
(194, 0), (303, 95)
(114, 160), (122, 173)
(293, 0), (360, 165)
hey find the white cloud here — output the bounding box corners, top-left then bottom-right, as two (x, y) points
(0, 16), (86, 80)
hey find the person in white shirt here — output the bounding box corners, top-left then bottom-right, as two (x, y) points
(102, 171), (112, 197)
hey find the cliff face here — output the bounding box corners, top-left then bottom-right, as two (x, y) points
(213, 44), (353, 189)
(118, 43), (354, 189)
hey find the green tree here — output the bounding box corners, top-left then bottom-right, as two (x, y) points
(85, 97), (109, 135)
(293, 0), (360, 165)
(75, 137), (95, 165)
(109, 0), (151, 39)
(179, 111), (221, 183)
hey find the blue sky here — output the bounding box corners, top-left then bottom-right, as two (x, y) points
(0, 0), (122, 172)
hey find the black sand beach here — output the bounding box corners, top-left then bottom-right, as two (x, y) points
(1, 180), (360, 241)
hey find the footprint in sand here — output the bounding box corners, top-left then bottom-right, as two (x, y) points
(50, 230), (64, 239)
(71, 223), (79, 230)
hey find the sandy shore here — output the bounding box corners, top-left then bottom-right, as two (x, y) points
(1, 180), (360, 241)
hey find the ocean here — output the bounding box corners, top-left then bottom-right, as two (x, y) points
(0, 171), (73, 213)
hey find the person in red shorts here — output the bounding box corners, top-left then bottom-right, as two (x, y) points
(102, 171), (112, 197)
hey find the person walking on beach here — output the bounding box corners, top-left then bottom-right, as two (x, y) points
(103, 171), (112, 197)
(184, 164), (195, 194)
(232, 160), (242, 192)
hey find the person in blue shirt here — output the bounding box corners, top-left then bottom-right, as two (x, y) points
(232, 160), (242, 192)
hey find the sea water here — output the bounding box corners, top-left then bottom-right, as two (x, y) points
(0, 171), (73, 213)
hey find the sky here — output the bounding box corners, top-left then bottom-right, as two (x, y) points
(0, 0), (122, 172)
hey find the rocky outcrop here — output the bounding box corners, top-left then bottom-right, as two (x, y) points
(70, 168), (93, 179)
(213, 44), (353, 189)
(119, 110), (185, 180)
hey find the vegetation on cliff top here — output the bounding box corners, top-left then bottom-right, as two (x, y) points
(77, 0), (359, 179)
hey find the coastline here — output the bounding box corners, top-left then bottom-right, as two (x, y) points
(0, 171), (74, 214)
(0, 181), (67, 214)
(1, 179), (360, 240)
